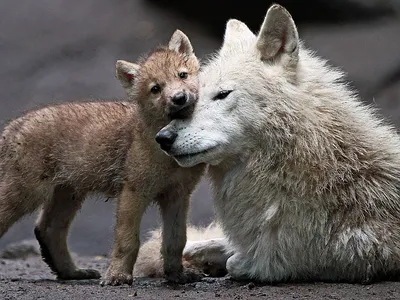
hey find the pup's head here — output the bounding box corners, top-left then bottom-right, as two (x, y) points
(155, 4), (302, 167)
(116, 30), (199, 121)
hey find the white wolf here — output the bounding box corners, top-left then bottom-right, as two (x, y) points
(151, 4), (400, 283)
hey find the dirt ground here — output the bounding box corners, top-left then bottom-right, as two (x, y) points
(1, 255), (400, 300)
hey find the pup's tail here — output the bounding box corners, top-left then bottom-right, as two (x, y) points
(133, 222), (224, 278)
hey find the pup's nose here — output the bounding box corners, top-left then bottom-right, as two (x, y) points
(171, 92), (187, 106)
(155, 129), (178, 152)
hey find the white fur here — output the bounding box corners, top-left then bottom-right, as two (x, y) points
(133, 222), (229, 278)
(159, 4), (400, 283)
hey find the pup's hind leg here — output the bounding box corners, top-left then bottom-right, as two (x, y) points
(34, 185), (100, 280)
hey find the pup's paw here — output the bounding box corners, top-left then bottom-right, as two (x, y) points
(58, 268), (101, 280)
(165, 267), (204, 284)
(100, 272), (133, 286)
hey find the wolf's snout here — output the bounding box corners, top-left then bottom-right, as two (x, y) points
(171, 92), (187, 106)
(155, 129), (177, 152)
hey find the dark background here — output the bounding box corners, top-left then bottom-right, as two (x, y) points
(0, 0), (399, 256)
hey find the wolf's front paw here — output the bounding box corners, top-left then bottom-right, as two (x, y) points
(100, 271), (133, 286)
(58, 268), (101, 280)
(165, 267), (204, 284)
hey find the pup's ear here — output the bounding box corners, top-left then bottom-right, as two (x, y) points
(115, 60), (140, 89)
(256, 4), (299, 65)
(220, 19), (256, 54)
(169, 30), (194, 56)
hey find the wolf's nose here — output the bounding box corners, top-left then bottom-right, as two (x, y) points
(171, 92), (187, 106)
(155, 129), (178, 152)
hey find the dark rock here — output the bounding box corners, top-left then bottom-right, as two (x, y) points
(0, 240), (40, 259)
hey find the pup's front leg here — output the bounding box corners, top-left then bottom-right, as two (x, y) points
(101, 185), (149, 286)
(159, 190), (204, 283)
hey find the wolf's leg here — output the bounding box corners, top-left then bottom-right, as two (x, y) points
(226, 253), (254, 281)
(183, 238), (232, 277)
(158, 189), (205, 283)
(0, 179), (39, 237)
(101, 185), (150, 286)
(34, 185), (99, 280)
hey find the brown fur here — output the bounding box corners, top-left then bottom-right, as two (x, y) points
(0, 30), (205, 286)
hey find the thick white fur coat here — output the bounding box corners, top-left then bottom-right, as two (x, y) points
(137, 5), (400, 283)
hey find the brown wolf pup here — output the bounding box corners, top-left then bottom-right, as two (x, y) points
(0, 30), (205, 286)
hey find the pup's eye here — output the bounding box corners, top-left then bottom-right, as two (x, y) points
(213, 90), (232, 100)
(150, 85), (161, 94)
(178, 72), (188, 79)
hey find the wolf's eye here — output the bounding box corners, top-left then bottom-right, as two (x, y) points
(213, 90), (232, 100)
(178, 72), (188, 79)
(150, 85), (161, 94)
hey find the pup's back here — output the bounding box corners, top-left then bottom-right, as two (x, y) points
(1, 101), (136, 196)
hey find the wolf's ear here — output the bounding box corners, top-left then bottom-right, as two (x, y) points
(220, 19), (256, 54)
(256, 4), (299, 64)
(169, 30), (194, 56)
(116, 60), (140, 89)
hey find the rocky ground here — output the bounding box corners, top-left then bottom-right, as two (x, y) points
(1, 254), (400, 300)
(0, 240), (400, 300)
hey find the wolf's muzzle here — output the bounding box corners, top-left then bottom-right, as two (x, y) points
(155, 129), (177, 152)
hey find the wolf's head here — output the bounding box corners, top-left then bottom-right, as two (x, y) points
(116, 30), (199, 122)
(156, 5), (307, 167)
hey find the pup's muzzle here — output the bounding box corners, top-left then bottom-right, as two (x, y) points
(155, 129), (177, 152)
(171, 92), (187, 106)
(168, 92), (196, 120)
